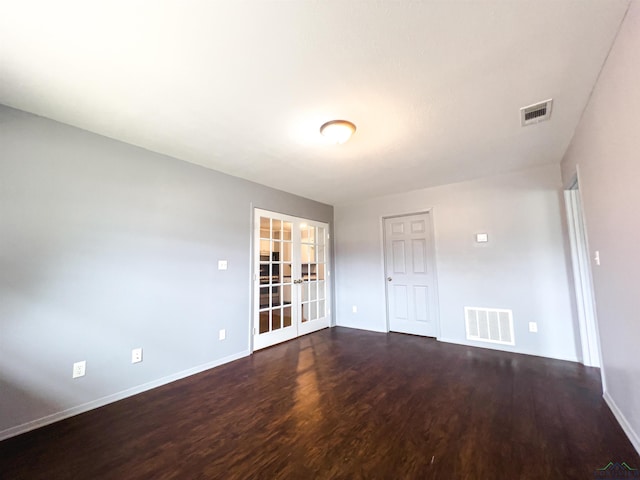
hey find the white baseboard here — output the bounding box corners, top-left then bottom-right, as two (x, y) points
(437, 337), (579, 363)
(334, 322), (387, 333)
(0, 350), (250, 442)
(603, 390), (640, 456)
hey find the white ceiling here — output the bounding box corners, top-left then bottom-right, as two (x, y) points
(0, 1), (630, 205)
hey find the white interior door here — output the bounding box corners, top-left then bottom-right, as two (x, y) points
(384, 212), (438, 337)
(565, 184), (601, 368)
(253, 209), (330, 350)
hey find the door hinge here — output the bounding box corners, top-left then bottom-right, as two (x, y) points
(253, 327), (256, 335)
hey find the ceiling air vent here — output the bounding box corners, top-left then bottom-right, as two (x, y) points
(520, 99), (553, 126)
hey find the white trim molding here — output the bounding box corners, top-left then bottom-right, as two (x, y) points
(438, 337), (579, 363)
(0, 350), (250, 442)
(604, 391), (640, 456)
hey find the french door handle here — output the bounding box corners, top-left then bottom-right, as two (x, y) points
(294, 279), (304, 284)
(387, 277), (393, 282)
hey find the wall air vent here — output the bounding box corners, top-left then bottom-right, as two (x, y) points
(465, 307), (515, 346)
(520, 99), (553, 126)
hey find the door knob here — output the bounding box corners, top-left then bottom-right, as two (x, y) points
(387, 277), (392, 282)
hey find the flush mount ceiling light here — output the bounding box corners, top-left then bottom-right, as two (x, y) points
(320, 120), (356, 144)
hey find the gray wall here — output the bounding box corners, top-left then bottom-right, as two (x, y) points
(561, 1), (640, 453)
(0, 105), (332, 437)
(334, 164), (579, 361)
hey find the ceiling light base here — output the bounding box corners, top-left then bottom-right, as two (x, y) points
(320, 120), (356, 144)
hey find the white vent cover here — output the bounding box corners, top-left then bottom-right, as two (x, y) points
(465, 307), (515, 345)
(520, 99), (553, 126)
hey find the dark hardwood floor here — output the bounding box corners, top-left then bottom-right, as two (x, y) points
(1, 327), (638, 479)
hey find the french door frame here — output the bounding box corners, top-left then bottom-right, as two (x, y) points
(252, 208), (331, 351)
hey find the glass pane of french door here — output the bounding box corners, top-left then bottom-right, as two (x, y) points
(300, 224), (327, 325)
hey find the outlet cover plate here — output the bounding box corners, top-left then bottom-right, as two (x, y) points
(131, 348), (143, 363)
(72, 360), (86, 378)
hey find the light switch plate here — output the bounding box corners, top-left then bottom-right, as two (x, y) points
(476, 233), (489, 243)
(218, 260), (228, 270)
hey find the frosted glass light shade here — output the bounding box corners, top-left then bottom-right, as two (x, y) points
(320, 120), (356, 144)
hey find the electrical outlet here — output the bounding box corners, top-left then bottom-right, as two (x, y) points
(352, 305), (358, 313)
(72, 360), (86, 378)
(131, 347), (143, 364)
(218, 260), (228, 270)
(529, 322), (538, 333)
(219, 329), (226, 340)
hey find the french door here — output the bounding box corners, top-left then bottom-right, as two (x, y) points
(253, 209), (330, 350)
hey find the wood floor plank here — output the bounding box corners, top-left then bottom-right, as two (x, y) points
(1, 327), (638, 479)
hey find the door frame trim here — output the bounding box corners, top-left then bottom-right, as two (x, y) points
(380, 209), (441, 339)
(564, 172), (603, 372)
